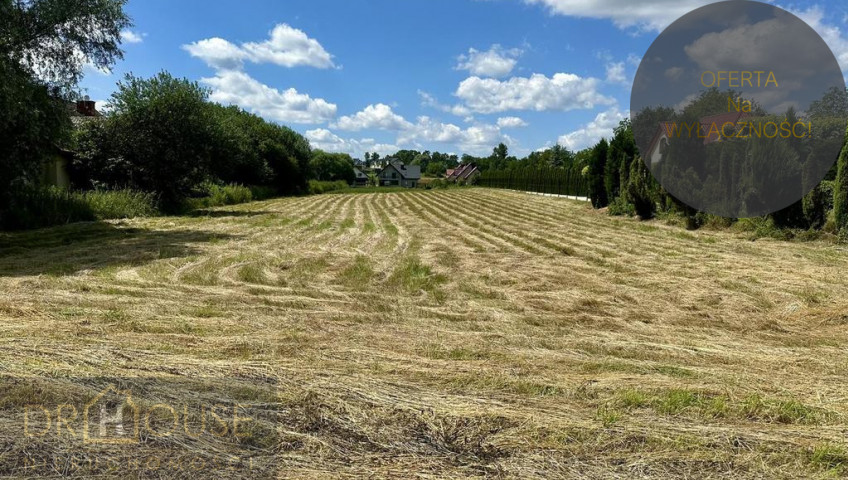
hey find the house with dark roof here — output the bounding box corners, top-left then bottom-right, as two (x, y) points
(378, 161), (421, 188)
(352, 167), (369, 187)
(446, 163), (480, 184)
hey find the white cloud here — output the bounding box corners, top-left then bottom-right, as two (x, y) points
(522, 0), (721, 31)
(332, 103), (413, 131)
(418, 90), (471, 117)
(605, 62), (626, 83)
(242, 24), (335, 69)
(120, 30), (145, 44)
(201, 70), (337, 124)
(398, 117), (513, 155)
(183, 23), (335, 71)
(558, 108), (629, 150)
(790, 6), (848, 73)
(455, 73), (615, 114)
(497, 116), (529, 128)
(664, 66), (685, 82)
(523, 1), (848, 74)
(183, 38), (247, 70)
(305, 129), (397, 157)
(455, 44), (523, 78)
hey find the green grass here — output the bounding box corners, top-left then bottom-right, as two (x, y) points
(388, 256), (446, 294)
(339, 255), (375, 288)
(810, 444), (848, 472)
(607, 388), (829, 424)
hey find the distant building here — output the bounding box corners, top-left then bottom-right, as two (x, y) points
(446, 163), (480, 184)
(646, 112), (750, 166)
(43, 98), (104, 189)
(352, 167), (369, 187)
(378, 160), (421, 188)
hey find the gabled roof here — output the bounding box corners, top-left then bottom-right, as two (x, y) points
(447, 163), (478, 180)
(646, 112), (751, 155)
(378, 162), (421, 180)
(646, 122), (677, 157)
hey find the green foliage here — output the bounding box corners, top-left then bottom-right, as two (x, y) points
(1, 0), (131, 93)
(207, 104), (274, 186)
(418, 178), (454, 190)
(625, 156), (657, 218)
(478, 165), (587, 197)
(807, 87), (848, 120)
(0, 58), (71, 223)
(81, 189), (158, 219)
(803, 181), (834, 230)
(310, 150), (355, 183)
(835, 133), (848, 233)
(605, 119), (637, 202)
(75, 72), (216, 209)
(186, 183), (254, 210)
(308, 180), (350, 195)
(0, 187), (156, 230)
(0, 0), (128, 227)
(249, 185), (278, 201)
(587, 139), (609, 208)
(607, 197), (635, 217)
(0, 187), (95, 230)
(72, 72), (312, 214)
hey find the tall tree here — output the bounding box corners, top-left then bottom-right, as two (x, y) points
(835, 131), (848, 233)
(588, 139), (609, 208)
(0, 0), (130, 223)
(2, 0), (131, 93)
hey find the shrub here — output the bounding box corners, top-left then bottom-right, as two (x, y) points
(607, 197), (635, 217)
(803, 180), (835, 230)
(308, 180), (349, 195)
(81, 190), (158, 219)
(186, 183), (254, 210)
(0, 187), (157, 231)
(625, 156), (657, 219)
(249, 185), (278, 201)
(418, 178), (451, 190)
(734, 216), (792, 240)
(0, 187), (94, 230)
(835, 137), (848, 233)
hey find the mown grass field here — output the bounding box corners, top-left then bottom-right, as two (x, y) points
(2, 188), (848, 478)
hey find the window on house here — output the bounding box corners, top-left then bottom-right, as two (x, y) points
(392, 172), (397, 179)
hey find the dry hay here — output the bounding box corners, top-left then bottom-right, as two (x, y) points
(1, 188), (847, 478)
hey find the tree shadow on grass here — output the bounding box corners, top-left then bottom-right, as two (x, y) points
(190, 209), (271, 218)
(0, 221), (239, 277)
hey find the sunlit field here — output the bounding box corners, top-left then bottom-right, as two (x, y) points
(2, 188), (848, 478)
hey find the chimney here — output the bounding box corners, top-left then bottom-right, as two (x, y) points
(76, 96), (98, 117)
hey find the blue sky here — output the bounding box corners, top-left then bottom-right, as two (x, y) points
(80, 0), (848, 158)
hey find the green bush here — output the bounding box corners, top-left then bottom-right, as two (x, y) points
(308, 180), (349, 195)
(835, 137), (848, 233)
(0, 187), (94, 230)
(249, 185), (278, 201)
(803, 180), (835, 230)
(607, 197), (636, 217)
(0, 187), (157, 231)
(734, 217), (792, 240)
(81, 190), (159, 219)
(186, 183), (254, 210)
(625, 156), (657, 219)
